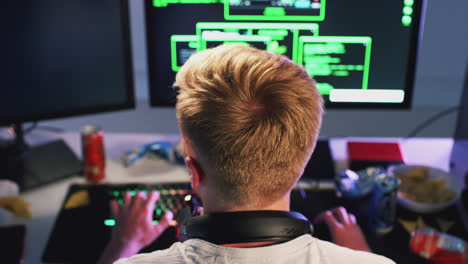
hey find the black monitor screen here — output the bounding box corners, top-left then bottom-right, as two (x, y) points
(0, 0), (134, 126)
(145, 0), (425, 108)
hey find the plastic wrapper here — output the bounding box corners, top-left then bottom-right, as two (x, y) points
(410, 228), (467, 264)
(121, 141), (185, 166)
(336, 167), (384, 198)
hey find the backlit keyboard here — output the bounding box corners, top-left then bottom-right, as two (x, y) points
(104, 182), (193, 226)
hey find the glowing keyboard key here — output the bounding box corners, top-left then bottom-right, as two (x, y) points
(104, 219), (116, 226)
(105, 219), (160, 226)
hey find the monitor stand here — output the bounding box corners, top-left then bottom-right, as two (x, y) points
(0, 124), (82, 191)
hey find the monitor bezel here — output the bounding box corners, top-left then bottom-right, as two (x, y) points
(0, 0), (135, 127)
(145, 0), (426, 109)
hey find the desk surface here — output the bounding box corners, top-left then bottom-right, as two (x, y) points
(7, 131), (455, 263)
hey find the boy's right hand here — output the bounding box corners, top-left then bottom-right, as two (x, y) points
(315, 207), (371, 252)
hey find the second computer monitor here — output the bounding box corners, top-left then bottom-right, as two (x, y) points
(0, 0), (134, 127)
(145, 0), (425, 108)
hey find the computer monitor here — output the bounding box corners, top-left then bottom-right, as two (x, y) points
(0, 0), (134, 128)
(145, 0), (425, 109)
(0, 0), (134, 189)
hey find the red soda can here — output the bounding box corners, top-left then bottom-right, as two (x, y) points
(81, 125), (106, 182)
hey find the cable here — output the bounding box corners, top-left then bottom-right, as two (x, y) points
(23, 122), (38, 134)
(406, 106), (460, 138)
(6, 123), (65, 138)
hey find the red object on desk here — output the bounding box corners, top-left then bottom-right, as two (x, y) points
(410, 229), (467, 264)
(81, 126), (106, 182)
(348, 142), (405, 161)
(347, 141), (405, 170)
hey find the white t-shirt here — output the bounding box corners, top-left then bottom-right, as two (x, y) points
(114, 235), (395, 264)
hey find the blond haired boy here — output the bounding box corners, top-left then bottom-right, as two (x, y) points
(99, 45), (394, 264)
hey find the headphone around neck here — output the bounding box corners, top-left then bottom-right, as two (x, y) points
(180, 210), (314, 245)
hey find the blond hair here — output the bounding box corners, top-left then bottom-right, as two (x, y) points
(175, 44), (323, 208)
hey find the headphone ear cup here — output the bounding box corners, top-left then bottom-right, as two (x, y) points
(181, 211), (313, 245)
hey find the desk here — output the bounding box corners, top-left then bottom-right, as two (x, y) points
(9, 131), (458, 263)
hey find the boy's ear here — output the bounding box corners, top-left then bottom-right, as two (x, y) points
(185, 156), (205, 189)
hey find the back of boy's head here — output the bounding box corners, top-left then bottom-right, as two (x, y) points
(175, 44), (324, 208)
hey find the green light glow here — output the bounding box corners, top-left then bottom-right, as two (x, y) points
(297, 36), (372, 93)
(304, 43), (345, 55)
(267, 41), (288, 55)
(404, 0), (414, 6)
(327, 65), (364, 71)
(170, 35), (200, 72)
(403, 6), (413, 15)
(304, 56), (341, 64)
(263, 7), (286, 17)
(195, 22), (319, 62)
(224, 0), (326, 21)
(305, 64), (332, 76)
(258, 29), (289, 40)
(362, 37), (372, 89)
(196, 22), (319, 30)
(402, 15), (412, 26)
(188, 42), (199, 49)
(316, 83), (334, 95)
(153, 0), (221, 7)
(104, 219), (159, 227)
(104, 219), (115, 226)
(334, 71), (350, 77)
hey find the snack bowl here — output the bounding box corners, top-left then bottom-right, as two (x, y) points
(388, 165), (462, 213)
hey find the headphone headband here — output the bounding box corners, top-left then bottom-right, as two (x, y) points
(181, 211), (313, 245)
